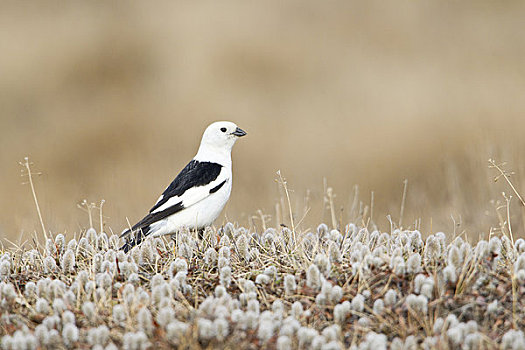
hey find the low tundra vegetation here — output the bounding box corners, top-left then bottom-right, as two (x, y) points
(1, 223), (525, 349)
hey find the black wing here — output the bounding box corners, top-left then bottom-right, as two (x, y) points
(120, 160), (222, 252)
(149, 160), (222, 213)
(120, 202), (184, 252)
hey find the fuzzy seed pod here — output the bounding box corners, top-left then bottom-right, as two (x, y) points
(92, 253), (103, 273)
(284, 274), (297, 295)
(463, 333), (481, 350)
(373, 299), (384, 315)
(55, 234), (66, 255)
(64, 290), (76, 307)
(330, 285), (343, 303)
(328, 242), (342, 263)
(333, 301), (350, 323)
(425, 235), (441, 261)
(42, 315), (60, 330)
(113, 304), (127, 323)
(219, 246), (231, 261)
(311, 335), (325, 349)
(446, 326), (463, 347)
(315, 293), (327, 306)
(255, 273), (270, 285)
(220, 266), (232, 287)
(406, 294), (428, 313)
(138, 290), (150, 305)
(52, 298), (66, 314)
(214, 317), (229, 341)
(247, 299), (260, 314)
(515, 239), (525, 254)
(35, 298), (50, 315)
(0, 260), (10, 278)
(306, 264), (321, 289)
(220, 234), (231, 247)
(97, 232), (109, 251)
(249, 248), (260, 260)
(297, 327), (318, 347)
(351, 294), (365, 312)
(314, 253), (331, 276)
(82, 301), (96, 322)
(236, 234), (250, 261)
(414, 274), (426, 294)
(501, 330), (525, 350)
(272, 299), (284, 317)
(432, 317), (444, 334)
(322, 324), (340, 342)
(150, 273), (165, 288)
(420, 277), (434, 299)
(166, 321), (189, 345)
(137, 307), (153, 334)
(36, 278), (50, 298)
(391, 256), (406, 276)
(517, 270), (525, 284)
(197, 318), (215, 341)
(86, 227), (97, 244)
(130, 246), (141, 264)
(263, 265), (277, 279)
(277, 336), (292, 350)
(128, 273), (140, 285)
(360, 331), (387, 349)
(62, 323), (79, 347)
(488, 236), (502, 256)
(240, 279), (256, 293)
(61, 310), (75, 325)
(141, 241), (155, 264)
(34, 324), (48, 344)
(61, 249), (75, 273)
(443, 265), (457, 284)
(218, 257), (229, 270)
(43, 256), (57, 273)
(204, 248), (218, 266)
(514, 253), (525, 274)
(475, 240), (489, 259)
(291, 301), (304, 319)
(87, 325), (109, 346)
(407, 253), (422, 274)
(45, 238), (57, 256)
(231, 309), (245, 324)
(96, 272), (113, 290)
(447, 245), (462, 268)
(258, 319), (275, 343)
(317, 223), (329, 237)
(445, 314), (459, 328)
(24, 281), (37, 299)
(77, 237), (88, 254)
(122, 331), (151, 350)
(2, 283), (16, 302)
(214, 285), (227, 298)
(156, 306), (175, 328)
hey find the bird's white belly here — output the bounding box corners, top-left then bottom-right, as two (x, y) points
(155, 180), (232, 235)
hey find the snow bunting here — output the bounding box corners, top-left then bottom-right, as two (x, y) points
(120, 121), (246, 252)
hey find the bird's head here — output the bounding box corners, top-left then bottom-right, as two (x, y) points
(196, 121), (246, 161)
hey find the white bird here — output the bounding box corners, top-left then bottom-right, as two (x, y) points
(120, 121), (246, 252)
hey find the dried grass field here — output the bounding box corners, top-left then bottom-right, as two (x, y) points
(2, 217), (525, 349)
(1, 1), (525, 349)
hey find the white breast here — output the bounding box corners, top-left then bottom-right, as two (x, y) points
(152, 173), (232, 236)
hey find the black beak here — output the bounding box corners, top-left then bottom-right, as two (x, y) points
(232, 127), (247, 137)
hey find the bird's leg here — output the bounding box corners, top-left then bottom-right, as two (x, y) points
(197, 228), (205, 241)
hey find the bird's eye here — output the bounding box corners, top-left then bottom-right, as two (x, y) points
(220, 127), (227, 132)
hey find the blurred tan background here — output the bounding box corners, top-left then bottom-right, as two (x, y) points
(2, 1), (525, 244)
